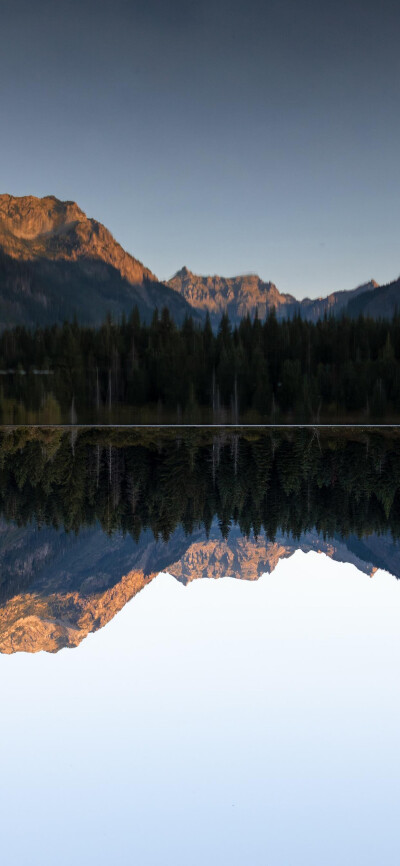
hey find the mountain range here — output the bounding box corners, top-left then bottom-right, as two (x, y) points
(167, 267), (381, 327)
(0, 193), (398, 328)
(0, 518), (397, 654)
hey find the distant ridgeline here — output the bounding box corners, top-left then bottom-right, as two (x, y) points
(1, 427), (400, 544)
(2, 309), (400, 422)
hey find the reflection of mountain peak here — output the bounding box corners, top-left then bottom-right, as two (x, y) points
(0, 524), (391, 654)
(0, 567), (155, 654)
(170, 538), (293, 584)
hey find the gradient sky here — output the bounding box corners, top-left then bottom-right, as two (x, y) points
(1, 0), (399, 297)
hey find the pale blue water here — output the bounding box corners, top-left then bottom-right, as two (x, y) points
(1, 553), (400, 866)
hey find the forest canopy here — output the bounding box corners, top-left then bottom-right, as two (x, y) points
(1, 308), (400, 422)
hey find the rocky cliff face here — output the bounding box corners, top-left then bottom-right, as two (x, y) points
(0, 194), (193, 327)
(0, 194), (155, 284)
(167, 267), (297, 326)
(0, 567), (153, 654)
(0, 520), (393, 654)
(167, 266), (380, 326)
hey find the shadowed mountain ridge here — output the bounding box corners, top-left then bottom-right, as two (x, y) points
(0, 194), (194, 326)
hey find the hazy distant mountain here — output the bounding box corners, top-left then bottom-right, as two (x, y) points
(0, 518), (398, 653)
(167, 266), (380, 326)
(0, 194), (193, 327)
(344, 276), (400, 319)
(300, 279), (380, 321)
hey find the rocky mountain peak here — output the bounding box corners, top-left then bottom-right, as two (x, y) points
(173, 265), (192, 278)
(0, 194), (85, 240)
(167, 267), (296, 326)
(167, 267), (385, 326)
(0, 193), (156, 285)
(0, 194), (200, 328)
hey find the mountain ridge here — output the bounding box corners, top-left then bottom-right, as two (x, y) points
(0, 519), (397, 654)
(0, 194), (194, 327)
(0, 193), (156, 283)
(167, 266), (380, 325)
(0, 194), (398, 328)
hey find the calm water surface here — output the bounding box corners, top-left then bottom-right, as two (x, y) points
(1, 427), (400, 864)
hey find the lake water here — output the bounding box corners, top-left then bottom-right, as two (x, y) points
(1, 427), (400, 864)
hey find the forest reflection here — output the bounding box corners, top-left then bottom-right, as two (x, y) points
(1, 426), (400, 652)
(1, 426), (400, 540)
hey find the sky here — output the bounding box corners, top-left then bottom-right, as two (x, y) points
(1, 553), (400, 865)
(0, 0), (399, 297)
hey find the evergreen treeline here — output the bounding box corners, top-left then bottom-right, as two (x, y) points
(1, 308), (400, 422)
(1, 428), (400, 542)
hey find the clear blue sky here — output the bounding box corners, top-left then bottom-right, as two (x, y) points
(1, 0), (399, 297)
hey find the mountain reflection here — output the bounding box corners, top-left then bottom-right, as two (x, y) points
(0, 426), (400, 653)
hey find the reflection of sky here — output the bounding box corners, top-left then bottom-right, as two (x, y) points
(1, 550), (400, 865)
